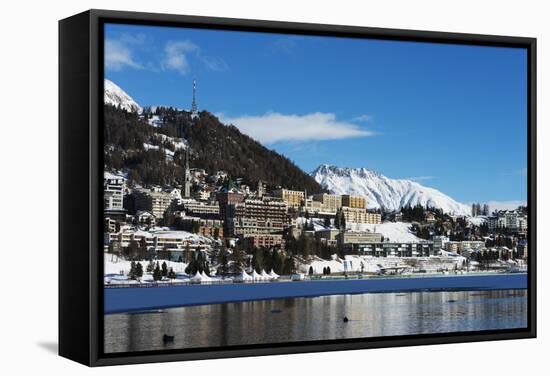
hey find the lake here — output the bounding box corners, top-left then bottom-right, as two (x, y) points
(104, 289), (527, 353)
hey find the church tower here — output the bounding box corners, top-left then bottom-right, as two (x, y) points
(190, 79), (198, 119)
(183, 148), (191, 197)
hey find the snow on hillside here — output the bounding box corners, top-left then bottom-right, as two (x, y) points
(295, 217), (333, 231)
(104, 79), (142, 113)
(104, 257), (188, 276)
(312, 164), (469, 215)
(347, 222), (421, 243)
(467, 216), (488, 226)
(143, 134), (188, 161)
(296, 217), (421, 243)
(300, 254), (465, 275)
(154, 134), (188, 150)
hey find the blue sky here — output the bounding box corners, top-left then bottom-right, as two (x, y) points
(104, 23), (528, 204)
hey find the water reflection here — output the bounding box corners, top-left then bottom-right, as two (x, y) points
(104, 289), (527, 353)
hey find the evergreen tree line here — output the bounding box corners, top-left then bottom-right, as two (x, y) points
(471, 202), (490, 216)
(105, 104), (326, 193)
(285, 232), (339, 260)
(184, 250), (211, 275)
(400, 204), (446, 223)
(214, 245), (297, 276)
(129, 260), (176, 281)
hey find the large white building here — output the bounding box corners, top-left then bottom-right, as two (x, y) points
(488, 209), (528, 233)
(432, 235), (450, 253)
(311, 193), (342, 213)
(104, 172), (125, 211)
(341, 207), (382, 224)
(133, 187), (178, 220)
(273, 188), (305, 209)
(105, 227), (213, 254)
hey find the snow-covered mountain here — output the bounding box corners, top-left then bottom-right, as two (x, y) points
(104, 79), (142, 113)
(312, 164), (470, 215)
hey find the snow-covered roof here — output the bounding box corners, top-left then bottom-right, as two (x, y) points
(104, 171), (126, 181)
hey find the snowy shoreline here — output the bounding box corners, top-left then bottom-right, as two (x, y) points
(104, 273), (527, 314)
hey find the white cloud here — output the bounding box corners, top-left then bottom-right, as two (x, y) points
(162, 40), (198, 75)
(353, 114), (373, 122)
(105, 39), (142, 71)
(201, 55), (229, 72)
(162, 40), (228, 75)
(219, 112), (376, 144)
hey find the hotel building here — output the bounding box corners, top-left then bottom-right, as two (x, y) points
(341, 194), (366, 209)
(273, 188), (305, 209)
(312, 193), (342, 213)
(341, 207), (382, 224)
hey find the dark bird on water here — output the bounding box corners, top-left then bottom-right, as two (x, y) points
(343, 316), (349, 323)
(163, 334), (175, 343)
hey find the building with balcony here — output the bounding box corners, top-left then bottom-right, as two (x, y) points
(133, 187), (177, 221)
(226, 198), (288, 237)
(104, 172), (127, 221)
(242, 234), (285, 249)
(273, 188), (305, 209)
(312, 193), (342, 213)
(341, 207), (382, 224)
(341, 194), (366, 209)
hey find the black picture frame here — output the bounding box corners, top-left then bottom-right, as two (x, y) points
(59, 9), (537, 367)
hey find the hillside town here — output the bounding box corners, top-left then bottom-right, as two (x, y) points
(103, 80), (528, 284)
(104, 154), (528, 284)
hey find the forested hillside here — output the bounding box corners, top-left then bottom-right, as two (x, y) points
(104, 104), (325, 193)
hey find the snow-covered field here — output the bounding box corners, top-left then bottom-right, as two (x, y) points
(104, 256), (188, 276)
(467, 216), (488, 226)
(300, 254), (466, 275)
(296, 217), (421, 243)
(104, 256), (190, 284)
(346, 222), (421, 243)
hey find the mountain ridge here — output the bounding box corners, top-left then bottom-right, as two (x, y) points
(312, 164), (470, 215)
(104, 79), (142, 113)
(103, 81), (324, 193)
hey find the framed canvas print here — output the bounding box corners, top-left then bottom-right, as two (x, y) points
(59, 9), (536, 366)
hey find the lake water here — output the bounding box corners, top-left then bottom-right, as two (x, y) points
(104, 289), (527, 353)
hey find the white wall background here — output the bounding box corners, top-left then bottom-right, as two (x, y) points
(0, 0), (547, 373)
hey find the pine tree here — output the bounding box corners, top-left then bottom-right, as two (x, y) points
(135, 262), (144, 278)
(168, 267), (176, 279)
(153, 262), (162, 281)
(271, 249), (284, 275)
(230, 246), (246, 273)
(184, 243), (192, 264)
(218, 248), (229, 276)
(341, 211), (346, 230)
(129, 261), (137, 280)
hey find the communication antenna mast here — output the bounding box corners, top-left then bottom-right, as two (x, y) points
(191, 79), (198, 119)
